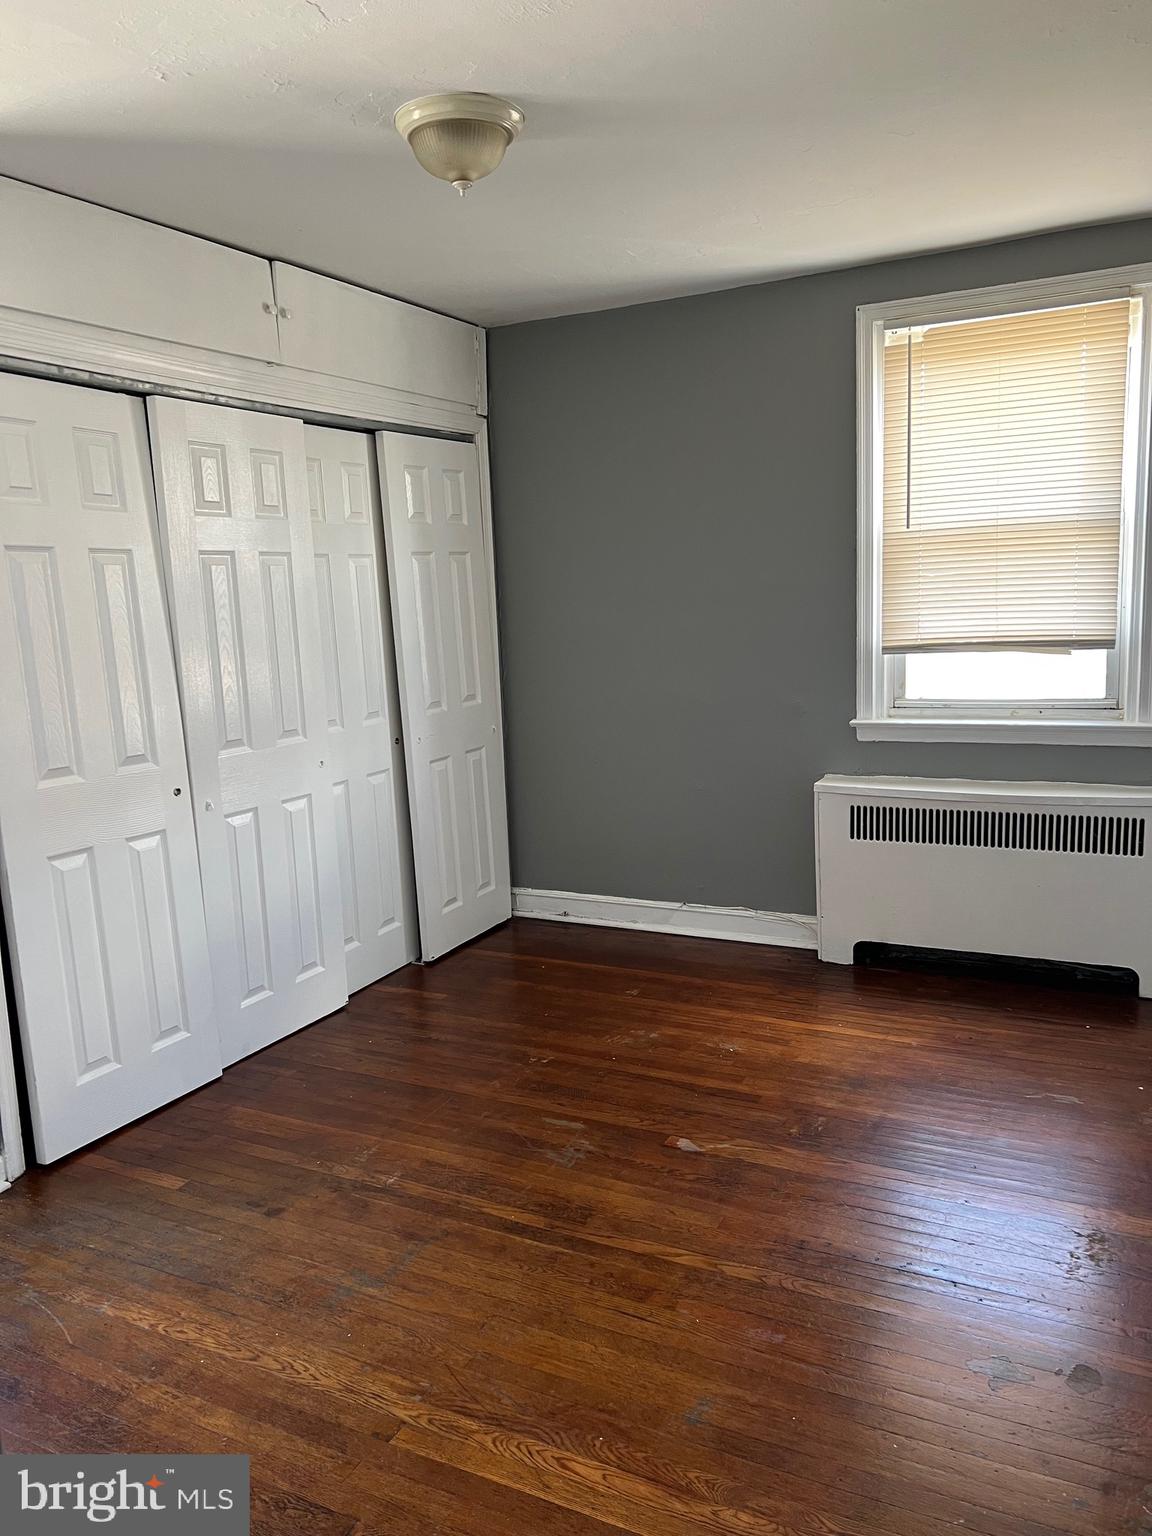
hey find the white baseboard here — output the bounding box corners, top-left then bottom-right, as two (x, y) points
(512, 887), (818, 950)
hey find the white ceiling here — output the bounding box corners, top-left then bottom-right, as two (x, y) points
(1, 0), (1150, 326)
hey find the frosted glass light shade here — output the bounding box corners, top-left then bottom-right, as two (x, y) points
(407, 119), (511, 188)
(395, 93), (525, 195)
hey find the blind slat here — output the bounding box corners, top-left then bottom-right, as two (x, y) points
(881, 298), (1133, 653)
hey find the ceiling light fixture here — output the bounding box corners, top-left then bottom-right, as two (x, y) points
(394, 92), (525, 197)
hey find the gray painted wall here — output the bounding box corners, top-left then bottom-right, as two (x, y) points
(487, 219), (1152, 917)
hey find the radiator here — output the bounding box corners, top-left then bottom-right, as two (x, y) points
(814, 776), (1152, 995)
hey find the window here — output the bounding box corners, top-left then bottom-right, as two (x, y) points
(855, 266), (1152, 743)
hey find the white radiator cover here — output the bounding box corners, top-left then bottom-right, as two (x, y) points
(815, 775), (1152, 995)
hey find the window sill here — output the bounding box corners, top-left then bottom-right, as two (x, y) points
(852, 717), (1152, 746)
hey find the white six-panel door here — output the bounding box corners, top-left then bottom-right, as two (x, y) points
(0, 375), (221, 1161)
(304, 425), (416, 991)
(377, 433), (511, 960)
(149, 399), (348, 1065)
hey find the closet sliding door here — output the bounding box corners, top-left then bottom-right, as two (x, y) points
(0, 382), (501, 1162)
(377, 433), (511, 961)
(0, 374), (220, 1161)
(304, 425), (416, 991)
(149, 399), (347, 1065)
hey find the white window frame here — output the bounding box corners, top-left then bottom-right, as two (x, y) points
(854, 263), (1152, 745)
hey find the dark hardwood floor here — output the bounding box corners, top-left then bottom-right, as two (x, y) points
(1, 918), (1150, 1535)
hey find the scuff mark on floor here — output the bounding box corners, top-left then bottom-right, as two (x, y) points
(1066, 1229), (1111, 1280)
(665, 1136), (704, 1153)
(965, 1355), (1035, 1391)
(374, 1239), (430, 1291)
(684, 1395), (713, 1426)
(1024, 1092), (1082, 1104)
(748, 1327), (787, 1345)
(26, 1293), (75, 1347)
(546, 1139), (595, 1168)
(543, 1117), (586, 1130)
(609, 1030), (660, 1047)
(1082, 1231), (1111, 1266)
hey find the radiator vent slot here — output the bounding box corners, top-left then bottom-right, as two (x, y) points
(848, 803), (1146, 858)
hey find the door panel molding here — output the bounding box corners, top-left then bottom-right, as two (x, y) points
(0, 374), (220, 1163)
(304, 425), (416, 992)
(377, 432), (510, 961)
(150, 398), (348, 1065)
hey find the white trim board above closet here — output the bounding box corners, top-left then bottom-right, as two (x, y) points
(0, 177), (486, 423)
(274, 264), (482, 410)
(0, 177), (280, 362)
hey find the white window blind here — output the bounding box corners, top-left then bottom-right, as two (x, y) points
(881, 298), (1134, 653)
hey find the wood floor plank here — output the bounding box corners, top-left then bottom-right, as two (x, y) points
(1, 918), (1150, 1534)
